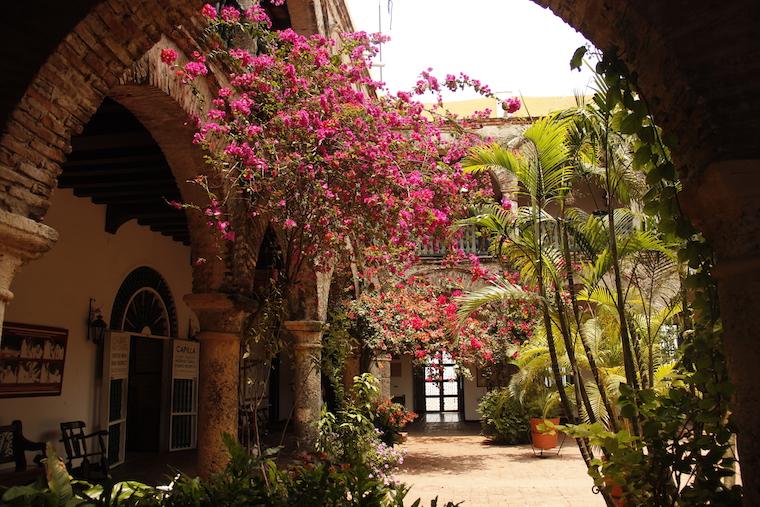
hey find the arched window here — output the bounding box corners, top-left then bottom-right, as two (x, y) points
(110, 267), (178, 337)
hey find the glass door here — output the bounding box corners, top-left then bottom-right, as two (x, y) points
(424, 352), (459, 412)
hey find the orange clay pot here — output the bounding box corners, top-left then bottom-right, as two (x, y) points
(604, 476), (626, 506)
(530, 417), (560, 449)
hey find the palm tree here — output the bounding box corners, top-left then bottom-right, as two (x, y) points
(457, 110), (679, 435)
(459, 115), (599, 466)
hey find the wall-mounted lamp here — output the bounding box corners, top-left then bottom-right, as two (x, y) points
(88, 298), (107, 344)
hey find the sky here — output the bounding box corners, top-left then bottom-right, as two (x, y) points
(345, 0), (596, 98)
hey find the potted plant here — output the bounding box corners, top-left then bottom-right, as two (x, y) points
(527, 389), (562, 450)
(370, 398), (417, 446)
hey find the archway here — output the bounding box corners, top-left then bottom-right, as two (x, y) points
(0, 0), (758, 498)
(111, 266), (178, 460)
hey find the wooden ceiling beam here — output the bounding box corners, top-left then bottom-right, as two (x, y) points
(59, 165), (171, 179)
(75, 184), (178, 198)
(89, 196), (177, 205)
(59, 176), (177, 190)
(71, 131), (157, 151)
(62, 153), (165, 167)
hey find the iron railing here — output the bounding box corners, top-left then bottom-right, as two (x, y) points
(418, 225), (490, 259)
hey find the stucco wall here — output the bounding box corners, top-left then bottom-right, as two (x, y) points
(0, 188), (193, 451)
(390, 356), (414, 411)
(463, 371), (486, 421)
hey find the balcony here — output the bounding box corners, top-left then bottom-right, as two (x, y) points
(418, 226), (491, 259)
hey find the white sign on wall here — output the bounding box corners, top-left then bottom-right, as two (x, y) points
(110, 333), (130, 379)
(172, 340), (199, 379)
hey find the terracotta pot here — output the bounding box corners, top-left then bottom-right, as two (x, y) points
(530, 417), (560, 449)
(604, 477), (626, 507)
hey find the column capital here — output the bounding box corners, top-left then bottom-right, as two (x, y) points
(184, 292), (250, 334)
(284, 320), (323, 351)
(283, 320), (323, 333)
(0, 209), (58, 261)
(0, 211), (58, 326)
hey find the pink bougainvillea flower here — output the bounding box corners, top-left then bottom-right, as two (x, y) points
(503, 97), (522, 114)
(201, 3), (217, 19)
(160, 48), (178, 65)
(221, 5), (240, 22)
(184, 61), (208, 78)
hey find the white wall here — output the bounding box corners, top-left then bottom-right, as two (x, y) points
(463, 369), (487, 421)
(390, 355), (414, 411)
(0, 188), (193, 452)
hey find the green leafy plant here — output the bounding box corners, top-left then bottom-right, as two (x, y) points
(0, 443), (162, 507)
(478, 387), (530, 444)
(456, 45), (741, 505)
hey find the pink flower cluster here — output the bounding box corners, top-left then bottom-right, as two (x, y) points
(345, 266), (540, 367)
(503, 97), (522, 114)
(165, 5), (500, 275)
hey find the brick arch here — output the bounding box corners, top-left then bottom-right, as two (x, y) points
(106, 34), (259, 295)
(0, 0), (207, 221)
(532, 0), (760, 185)
(118, 44), (292, 296)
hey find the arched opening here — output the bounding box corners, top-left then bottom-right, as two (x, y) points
(110, 266), (179, 337)
(238, 226), (287, 448)
(59, 98), (190, 246)
(0, 0), (759, 496)
(110, 266), (178, 459)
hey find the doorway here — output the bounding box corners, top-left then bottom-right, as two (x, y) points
(126, 336), (164, 453)
(423, 352), (462, 422)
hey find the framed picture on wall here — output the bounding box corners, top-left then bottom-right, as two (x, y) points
(0, 322), (68, 398)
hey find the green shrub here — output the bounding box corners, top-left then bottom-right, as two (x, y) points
(478, 387), (530, 444)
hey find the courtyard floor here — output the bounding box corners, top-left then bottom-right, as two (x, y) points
(396, 423), (604, 507)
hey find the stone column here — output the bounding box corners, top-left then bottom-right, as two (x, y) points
(283, 320), (323, 449)
(184, 293), (247, 478)
(683, 160), (760, 503)
(342, 352), (361, 393)
(369, 353), (392, 400)
(0, 210), (58, 334)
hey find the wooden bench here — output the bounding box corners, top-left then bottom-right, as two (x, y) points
(0, 420), (45, 487)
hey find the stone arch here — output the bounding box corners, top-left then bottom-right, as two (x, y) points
(0, 0), (325, 298)
(532, 0), (760, 185)
(0, 0), (323, 222)
(107, 39), (229, 294)
(0, 0), (207, 221)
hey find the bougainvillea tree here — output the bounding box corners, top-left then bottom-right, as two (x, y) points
(338, 256), (540, 371)
(163, 3), (510, 294)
